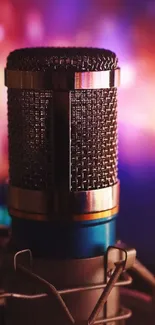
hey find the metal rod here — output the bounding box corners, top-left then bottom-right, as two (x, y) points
(0, 293), (47, 300)
(14, 249), (132, 296)
(88, 261), (124, 325)
(16, 264), (131, 297)
(14, 249), (33, 271)
(0, 290), (132, 325)
(18, 264), (75, 324)
(59, 272), (132, 295)
(93, 307), (132, 324)
(13, 249), (132, 325)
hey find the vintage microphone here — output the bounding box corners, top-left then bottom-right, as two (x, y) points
(4, 47), (136, 325)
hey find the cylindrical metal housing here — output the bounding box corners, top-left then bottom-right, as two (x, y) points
(5, 47), (120, 258)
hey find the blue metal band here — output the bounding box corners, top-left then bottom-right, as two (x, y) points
(12, 214), (117, 259)
(66, 215), (117, 258)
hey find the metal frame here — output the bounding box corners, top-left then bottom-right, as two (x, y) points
(0, 245), (136, 325)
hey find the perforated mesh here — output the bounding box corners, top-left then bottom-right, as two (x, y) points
(71, 89), (117, 191)
(6, 47), (118, 72)
(7, 47), (118, 192)
(8, 89), (53, 190)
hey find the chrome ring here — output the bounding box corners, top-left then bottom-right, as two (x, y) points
(8, 186), (48, 215)
(75, 69), (120, 89)
(8, 182), (119, 219)
(71, 182), (119, 214)
(5, 68), (120, 90)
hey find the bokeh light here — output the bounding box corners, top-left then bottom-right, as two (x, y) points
(0, 25), (5, 42)
(25, 11), (44, 44)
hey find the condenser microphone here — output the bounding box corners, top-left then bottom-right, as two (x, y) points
(4, 47), (138, 325)
(5, 47), (120, 259)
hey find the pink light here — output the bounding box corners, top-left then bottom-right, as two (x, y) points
(119, 123), (155, 165)
(0, 67), (7, 114)
(0, 25), (5, 42)
(25, 12), (44, 43)
(119, 78), (155, 133)
(49, 39), (73, 47)
(97, 18), (116, 36)
(121, 64), (136, 88)
(75, 32), (91, 46)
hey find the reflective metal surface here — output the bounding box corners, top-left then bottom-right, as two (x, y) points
(5, 68), (120, 90)
(108, 243), (137, 271)
(8, 182), (119, 221)
(73, 206), (118, 221)
(8, 186), (48, 215)
(75, 69), (120, 89)
(71, 182), (119, 214)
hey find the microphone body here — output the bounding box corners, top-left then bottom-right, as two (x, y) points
(5, 47), (120, 259)
(4, 48), (125, 325)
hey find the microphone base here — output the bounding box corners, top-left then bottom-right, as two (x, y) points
(4, 252), (125, 325)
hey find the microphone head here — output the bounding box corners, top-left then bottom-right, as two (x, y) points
(6, 47), (118, 191)
(6, 47), (118, 71)
(5, 47), (120, 258)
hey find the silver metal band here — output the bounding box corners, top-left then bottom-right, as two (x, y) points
(75, 69), (120, 89)
(71, 182), (119, 214)
(8, 186), (47, 215)
(8, 182), (119, 218)
(5, 68), (120, 90)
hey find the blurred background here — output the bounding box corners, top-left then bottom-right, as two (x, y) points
(0, 0), (155, 270)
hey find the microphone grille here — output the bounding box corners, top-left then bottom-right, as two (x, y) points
(7, 47), (118, 191)
(71, 88), (117, 191)
(6, 47), (118, 71)
(8, 88), (53, 190)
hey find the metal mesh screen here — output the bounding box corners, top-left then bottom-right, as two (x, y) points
(6, 47), (118, 72)
(6, 47), (118, 192)
(8, 88), (53, 190)
(70, 89), (117, 191)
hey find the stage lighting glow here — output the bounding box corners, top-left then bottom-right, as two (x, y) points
(0, 25), (5, 42)
(0, 67), (7, 116)
(0, 207), (11, 226)
(75, 32), (91, 46)
(25, 12), (44, 43)
(121, 64), (136, 87)
(49, 39), (73, 47)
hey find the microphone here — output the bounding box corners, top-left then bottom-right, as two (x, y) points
(4, 48), (136, 325)
(5, 47), (120, 259)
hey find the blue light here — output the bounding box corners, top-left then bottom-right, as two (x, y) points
(0, 207), (11, 226)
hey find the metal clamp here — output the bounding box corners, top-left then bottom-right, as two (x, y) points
(88, 245), (136, 325)
(1, 246), (135, 325)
